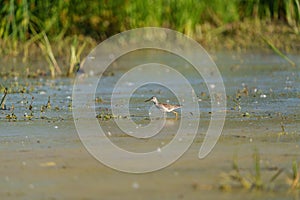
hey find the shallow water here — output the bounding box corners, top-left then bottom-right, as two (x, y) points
(0, 51), (300, 199)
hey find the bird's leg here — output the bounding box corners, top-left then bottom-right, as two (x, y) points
(172, 111), (178, 120)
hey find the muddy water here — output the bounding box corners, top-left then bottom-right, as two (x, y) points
(0, 52), (300, 199)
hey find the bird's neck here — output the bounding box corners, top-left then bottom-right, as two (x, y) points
(152, 100), (159, 105)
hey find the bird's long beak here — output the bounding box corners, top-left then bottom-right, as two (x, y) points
(144, 98), (151, 102)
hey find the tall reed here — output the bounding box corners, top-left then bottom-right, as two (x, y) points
(1, 0), (298, 43)
(0, 0), (299, 76)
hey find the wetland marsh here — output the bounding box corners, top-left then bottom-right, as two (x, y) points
(0, 51), (299, 199)
(1, 1), (300, 199)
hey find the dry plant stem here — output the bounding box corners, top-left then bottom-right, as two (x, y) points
(23, 31), (45, 63)
(38, 41), (55, 77)
(253, 151), (263, 189)
(37, 32), (62, 78)
(42, 32), (62, 76)
(290, 161), (300, 190)
(260, 34), (296, 67)
(69, 45), (76, 75)
(0, 88), (8, 109)
(233, 156), (252, 189)
(68, 40), (86, 76)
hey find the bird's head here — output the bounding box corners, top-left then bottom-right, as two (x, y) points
(145, 96), (158, 103)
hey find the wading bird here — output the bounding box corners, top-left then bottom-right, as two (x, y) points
(145, 96), (181, 119)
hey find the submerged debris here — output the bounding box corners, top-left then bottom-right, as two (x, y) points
(95, 97), (104, 103)
(236, 86), (249, 98)
(39, 161), (57, 167)
(96, 113), (116, 120)
(242, 112), (250, 117)
(6, 104), (17, 121)
(46, 96), (51, 109)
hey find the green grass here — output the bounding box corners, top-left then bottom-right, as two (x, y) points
(1, 0), (297, 40)
(0, 0), (299, 77)
(220, 150), (300, 192)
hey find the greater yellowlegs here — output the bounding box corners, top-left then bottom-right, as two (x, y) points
(145, 96), (181, 119)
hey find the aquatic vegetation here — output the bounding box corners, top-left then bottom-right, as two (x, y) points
(95, 106), (127, 120)
(68, 36), (86, 76)
(277, 115), (292, 141)
(260, 35), (296, 67)
(23, 95), (34, 120)
(46, 96), (51, 109)
(0, 79), (74, 122)
(219, 150), (300, 192)
(96, 113), (117, 121)
(39, 96), (52, 113)
(95, 97), (104, 103)
(37, 32), (62, 78)
(5, 104), (17, 121)
(232, 97), (241, 111)
(242, 112), (250, 117)
(236, 86), (249, 98)
(219, 151), (265, 191)
(286, 161), (300, 190)
(23, 112), (33, 120)
(5, 113), (17, 121)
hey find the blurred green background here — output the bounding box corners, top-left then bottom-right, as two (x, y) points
(0, 0), (299, 76)
(1, 0), (299, 40)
